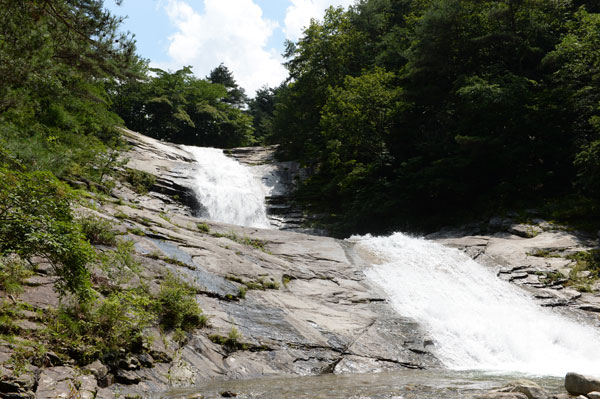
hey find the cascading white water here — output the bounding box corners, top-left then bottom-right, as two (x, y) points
(183, 146), (271, 228)
(352, 232), (600, 376)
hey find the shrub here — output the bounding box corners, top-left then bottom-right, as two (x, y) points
(197, 222), (210, 233)
(156, 273), (207, 332)
(126, 169), (156, 194)
(80, 216), (118, 246)
(99, 239), (140, 285)
(50, 288), (155, 363)
(0, 256), (32, 295)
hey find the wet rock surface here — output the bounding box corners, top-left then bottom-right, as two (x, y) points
(0, 130), (440, 398)
(429, 220), (600, 320)
(2, 130), (598, 398)
(225, 146), (317, 233)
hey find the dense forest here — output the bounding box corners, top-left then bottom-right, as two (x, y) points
(263, 0), (600, 235)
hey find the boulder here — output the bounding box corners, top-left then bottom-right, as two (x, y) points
(83, 360), (108, 380)
(0, 368), (36, 399)
(588, 392), (600, 399)
(508, 224), (541, 238)
(114, 369), (141, 385)
(495, 379), (548, 399)
(565, 372), (600, 396)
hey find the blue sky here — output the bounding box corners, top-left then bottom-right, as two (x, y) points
(105, 0), (355, 95)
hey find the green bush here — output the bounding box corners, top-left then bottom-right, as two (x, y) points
(0, 256), (32, 295)
(197, 222), (210, 233)
(156, 273), (207, 332)
(50, 288), (154, 363)
(80, 216), (118, 246)
(99, 240), (140, 285)
(126, 169), (156, 194)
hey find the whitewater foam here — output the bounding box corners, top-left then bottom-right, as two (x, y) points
(353, 232), (600, 376)
(184, 146), (271, 228)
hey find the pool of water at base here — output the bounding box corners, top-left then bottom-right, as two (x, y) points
(159, 369), (565, 399)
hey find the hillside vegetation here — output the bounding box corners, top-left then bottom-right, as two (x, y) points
(264, 0), (600, 235)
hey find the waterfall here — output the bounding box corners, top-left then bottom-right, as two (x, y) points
(352, 232), (600, 376)
(182, 144), (600, 376)
(183, 146), (271, 228)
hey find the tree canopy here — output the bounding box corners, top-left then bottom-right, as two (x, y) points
(268, 0), (600, 235)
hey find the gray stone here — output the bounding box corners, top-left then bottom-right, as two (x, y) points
(508, 224), (542, 238)
(35, 367), (76, 399)
(118, 356), (141, 370)
(587, 392), (600, 399)
(115, 369), (141, 385)
(565, 372), (600, 396)
(137, 352), (154, 368)
(495, 380), (548, 399)
(83, 360), (108, 380)
(95, 388), (116, 399)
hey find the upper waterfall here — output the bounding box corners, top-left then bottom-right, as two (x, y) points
(183, 146), (271, 228)
(353, 232), (600, 376)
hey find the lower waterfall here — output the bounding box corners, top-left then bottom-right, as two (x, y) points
(352, 232), (600, 376)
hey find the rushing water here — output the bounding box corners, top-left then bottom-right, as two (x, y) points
(184, 146), (271, 228)
(351, 232), (600, 376)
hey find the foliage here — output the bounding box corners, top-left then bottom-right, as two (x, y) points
(209, 326), (248, 352)
(126, 169), (157, 194)
(50, 289), (154, 363)
(197, 222), (211, 233)
(207, 63), (247, 108)
(0, 256), (33, 296)
(248, 85), (281, 144)
(0, 167), (94, 298)
(270, 0), (600, 235)
(111, 66), (254, 148)
(80, 216), (118, 246)
(0, 0), (141, 185)
(98, 239), (140, 286)
(225, 275), (280, 291)
(49, 271), (206, 364)
(155, 273), (207, 333)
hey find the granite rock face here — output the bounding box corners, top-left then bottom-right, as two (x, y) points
(38, 130), (441, 396)
(429, 220), (600, 319)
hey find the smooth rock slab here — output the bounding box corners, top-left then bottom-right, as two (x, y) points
(565, 372), (600, 396)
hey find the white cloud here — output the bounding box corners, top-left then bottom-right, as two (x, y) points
(283, 0), (355, 41)
(161, 0), (288, 95)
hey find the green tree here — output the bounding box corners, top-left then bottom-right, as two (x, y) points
(112, 67), (254, 147)
(0, 166), (94, 299)
(207, 63), (247, 108)
(248, 85), (279, 144)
